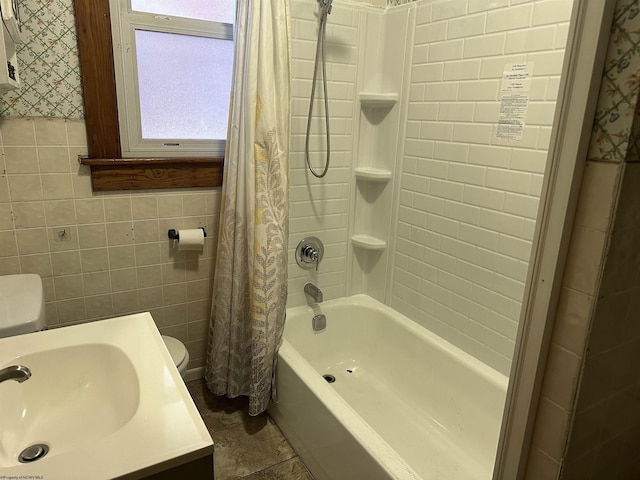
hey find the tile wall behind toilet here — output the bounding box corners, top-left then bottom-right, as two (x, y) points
(0, 118), (221, 370)
(0, 0), (221, 371)
(391, 0), (574, 375)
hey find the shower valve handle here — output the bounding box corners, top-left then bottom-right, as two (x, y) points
(295, 237), (324, 271)
(301, 245), (319, 270)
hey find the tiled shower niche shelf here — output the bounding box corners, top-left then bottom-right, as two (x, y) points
(351, 234), (387, 250)
(354, 167), (393, 181)
(359, 92), (398, 107)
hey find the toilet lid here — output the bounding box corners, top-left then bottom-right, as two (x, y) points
(161, 335), (187, 366)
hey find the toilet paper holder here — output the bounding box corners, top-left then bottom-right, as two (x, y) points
(167, 227), (207, 241)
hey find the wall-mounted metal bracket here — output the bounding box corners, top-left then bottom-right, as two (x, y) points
(167, 227), (207, 241)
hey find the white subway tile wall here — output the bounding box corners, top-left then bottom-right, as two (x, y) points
(287, 0), (361, 307)
(392, 0), (572, 374)
(0, 117), (220, 370)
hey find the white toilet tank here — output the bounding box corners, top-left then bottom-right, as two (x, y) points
(0, 274), (46, 338)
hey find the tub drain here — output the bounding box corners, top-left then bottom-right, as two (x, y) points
(323, 374), (336, 383)
(19, 444), (49, 463)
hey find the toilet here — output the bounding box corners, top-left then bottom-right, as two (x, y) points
(162, 335), (190, 379)
(0, 274), (189, 379)
(0, 274), (46, 338)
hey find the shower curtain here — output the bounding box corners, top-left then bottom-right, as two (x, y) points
(205, 0), (290, 416)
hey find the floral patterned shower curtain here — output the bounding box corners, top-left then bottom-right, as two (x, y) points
(205, 0), (290, 416)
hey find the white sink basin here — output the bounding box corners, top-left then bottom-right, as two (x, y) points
(0, 313), (213, 479)
(0, 343), (139, 463)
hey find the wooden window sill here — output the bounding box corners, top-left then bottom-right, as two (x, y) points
(80, 157), (224, 191)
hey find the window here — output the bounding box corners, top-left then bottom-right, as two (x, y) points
(111, 0), (234, 157)
(74, 0), (234, 190)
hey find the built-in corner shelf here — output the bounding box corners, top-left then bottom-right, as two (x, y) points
(351, 234), (387, 251)
(354, 167), (393, 182)
(359, 92), (398, 108)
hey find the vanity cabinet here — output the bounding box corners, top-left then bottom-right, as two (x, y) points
(136, 454), (214, 480)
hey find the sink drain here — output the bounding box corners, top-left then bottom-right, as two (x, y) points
(323, 374), (336, 383)
(19, 444), (49, 463)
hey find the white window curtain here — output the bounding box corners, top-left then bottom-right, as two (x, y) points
(205, 0), (290, 416)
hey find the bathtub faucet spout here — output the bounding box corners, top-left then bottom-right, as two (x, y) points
(304, 282), (323, 303)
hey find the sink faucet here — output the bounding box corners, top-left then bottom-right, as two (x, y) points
(0, 365), (31, 384)
(304, 282), (323, 303)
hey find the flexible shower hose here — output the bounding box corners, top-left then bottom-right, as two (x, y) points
(305, 1), (332, 178)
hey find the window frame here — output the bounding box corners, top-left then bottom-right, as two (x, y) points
(112, 2), (233, 158)
(74, 0), (226, 191)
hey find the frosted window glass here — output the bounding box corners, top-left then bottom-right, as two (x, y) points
(131, 0), (235, 24)
(135, 30), (233, 140)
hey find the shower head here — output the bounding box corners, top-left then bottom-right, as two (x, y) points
(319, 0), (332, 15)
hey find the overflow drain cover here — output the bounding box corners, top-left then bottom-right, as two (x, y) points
(323, 374), (336, 383)
(19, 444), (49, 463)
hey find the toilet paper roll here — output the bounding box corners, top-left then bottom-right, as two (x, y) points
(177, 229), (205, 251)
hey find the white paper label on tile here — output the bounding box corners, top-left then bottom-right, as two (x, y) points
(496, 63), (533, 141)
(500, 62), (533, 93)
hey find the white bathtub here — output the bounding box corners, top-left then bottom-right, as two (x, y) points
(268, 295), (507, 480)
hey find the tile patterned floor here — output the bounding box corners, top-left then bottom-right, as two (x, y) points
(186, 379), (315, 480)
